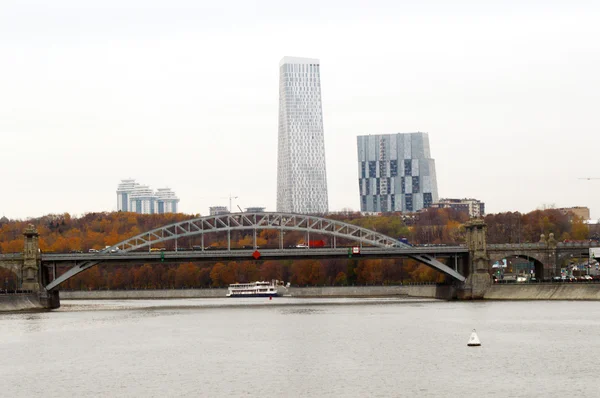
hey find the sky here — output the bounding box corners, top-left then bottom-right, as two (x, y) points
(1, 0), (599, 220)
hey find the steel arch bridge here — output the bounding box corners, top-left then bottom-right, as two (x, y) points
(45, 212), (465, 290)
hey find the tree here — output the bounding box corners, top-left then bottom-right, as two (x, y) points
(175, 263), (199, 288)
(260, 261), (284, 281)
(571, 218), (589, 240)
(334, 272), (347, 286)
(110, 268), (127, 290)
(210, 262), (227, 287)
(134, 264), (153, 289)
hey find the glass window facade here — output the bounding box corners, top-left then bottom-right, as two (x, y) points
(356, 133), (438, 212)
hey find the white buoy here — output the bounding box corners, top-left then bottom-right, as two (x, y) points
(467, 329), (481, 347)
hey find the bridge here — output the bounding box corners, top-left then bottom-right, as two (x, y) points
(0, 213), (595, 307)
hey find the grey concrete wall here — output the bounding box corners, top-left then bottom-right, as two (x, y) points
(61, 289), (227, 299)
(485, 284), (600, 300)
(0, 294), (46, 311)
(288, 285), (408, 297)
(14, 285), (600, 306)
(60, 285), (450, 300)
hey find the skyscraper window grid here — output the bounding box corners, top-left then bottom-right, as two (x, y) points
(276, 57), (329, 214)
(357, 133), (439, 213)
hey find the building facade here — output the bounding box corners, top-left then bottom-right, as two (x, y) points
(431, 198), (485, 218)
(245, 207), (266, 213)
(116, 179), (179, 214)
(276, 56), (329, 214)
(129, 185), (156, 215)
(116, 179), (139, 212)
(357, 132), (438, 213)
(209, 206), (229, 216)
(557, 206), (590, 221)
(155, 188), (180, 214)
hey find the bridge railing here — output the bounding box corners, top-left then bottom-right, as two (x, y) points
(0, 289), (35, 295)
(488, 243), (547, 249)
(0, 253), (24, 259)
(557, 242), (595, 248)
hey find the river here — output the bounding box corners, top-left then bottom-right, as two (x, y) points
(1, 298), (599, 397)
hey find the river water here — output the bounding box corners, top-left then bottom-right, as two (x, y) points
(1, 298), (600, 397)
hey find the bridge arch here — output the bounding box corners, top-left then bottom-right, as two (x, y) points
(105, 212), (409, 252)
(47, 212), (429, 290)
(488, 253), (544, 279)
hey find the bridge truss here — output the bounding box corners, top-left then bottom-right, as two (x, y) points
(45, 212), (465, 290)
(111, 212), (406, 251)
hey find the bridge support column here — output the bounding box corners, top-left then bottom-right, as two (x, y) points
(460, 219), (491, 299)
(19, 225), (60, 309)
(542, 233), (559, 279)
(22, 224), (41, 291)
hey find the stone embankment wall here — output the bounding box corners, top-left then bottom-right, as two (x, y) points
(7, 285), (600, 308)
(60, 285), (453, 300)
(0, 294), (47, 311)
(484, 284), (600, 300)
(61, 289), (226, 299)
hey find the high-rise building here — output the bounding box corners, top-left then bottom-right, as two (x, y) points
(129, 185), (156, 214)
(116, 179), (180, 214)
(357, 132), (439, 213)
(116, 179), (139, 212)
(276, 56), (329, 214)
(156, 188), (180, 214)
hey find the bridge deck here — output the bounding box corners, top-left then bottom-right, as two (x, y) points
(38, 246), (468, 263)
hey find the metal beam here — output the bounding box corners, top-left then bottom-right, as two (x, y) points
(409, 254), (466, 282)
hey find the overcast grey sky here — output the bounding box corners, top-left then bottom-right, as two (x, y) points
(2, 0), (599, 220)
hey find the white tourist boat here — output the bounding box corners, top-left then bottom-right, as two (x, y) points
(226, 280), (289, 297)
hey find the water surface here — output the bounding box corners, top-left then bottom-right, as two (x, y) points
(1, 298), (599, 397)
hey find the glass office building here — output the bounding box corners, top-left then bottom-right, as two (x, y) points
(357, 132), (438, 213)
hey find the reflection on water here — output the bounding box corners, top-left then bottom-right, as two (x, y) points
(2, 298), (600, 397)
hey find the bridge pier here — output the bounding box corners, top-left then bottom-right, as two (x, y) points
(459, 219), (491, 299)
(22, 225), (41, 291)
(542, 233), (559, 279)
(11, 225), (60, 309)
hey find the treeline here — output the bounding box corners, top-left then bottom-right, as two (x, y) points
(0, 208), (592, 254)
(483, 209), (592, 243)
(58, 259), (444, 290)
(0, 208), (594, 289)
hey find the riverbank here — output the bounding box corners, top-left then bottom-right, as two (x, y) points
(58, 283), (600, 301)
(5, 284), (600, 312)
(484, 283), (600, 300)
(60, 285), (453, 300)
(0, 293), (47, 311)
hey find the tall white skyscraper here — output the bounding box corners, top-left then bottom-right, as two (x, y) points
(277, 56), (329, 214)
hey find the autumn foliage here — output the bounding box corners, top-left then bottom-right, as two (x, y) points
(0, 207), (594, 290)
